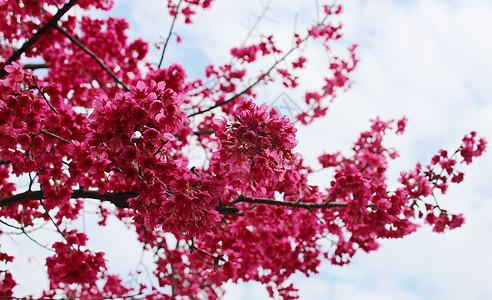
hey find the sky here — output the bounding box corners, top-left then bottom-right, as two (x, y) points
(4, 0), (492, 299)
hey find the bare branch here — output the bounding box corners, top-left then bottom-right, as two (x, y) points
(193, 129), (214, 136)
(21, 226), (55, 252)
(0, 0), (80, 78)
(215, 205), (243, 216)
(39, 200), (69, 244)
(23, 63), (48, 70)
(158, 0), (183, 69)
(239, 0), (272, 47)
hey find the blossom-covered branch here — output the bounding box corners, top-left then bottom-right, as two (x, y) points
(54, 25), (130, 91)
(0, 0), (80, 78)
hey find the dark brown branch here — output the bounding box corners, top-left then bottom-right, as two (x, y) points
(1, 187), (347, 218)
(230, 194), (348, 209)
(0, 160), (11, 166)
(72, 190), (138, 208)
(215, 205), (243, 216)
(53, 24), (130, 91)
(158, 0), (183, 69)
(23, 63), (48, 70)
(0, 190), (138, 208)
(193, 129), (214, 136)
(0, 0), (80, 78)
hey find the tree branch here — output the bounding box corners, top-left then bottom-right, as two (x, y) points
(239, 0), (272, 48)
(229, 194), (347, 209)
(32, 76), (59, 115)
(1, 189), (346, 214)
(193, 129), (214, 136)
(158, 0), (183, 69)
(188, 54), (288, 118)
(53, 24), (130, 91)
(0, 190), (138, 208)
(0, 160), (11, 166)
(39, 128), (70, 144)
(0, 0), (80, 78)
(23, 63), (48, 70)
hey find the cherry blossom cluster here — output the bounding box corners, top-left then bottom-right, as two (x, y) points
(0, 245), (15, 298)
(210, 99), (299, 198)
(166, 0), (215, 24)
(297, 44), (358, 124)
(46, 231), (106, 288)
(1, 0), (147, 107)
(84, 80), (220, 236)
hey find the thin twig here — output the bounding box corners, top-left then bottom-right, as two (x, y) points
(0, 219), (49, 234)
(0, 219), (24, 231)
(28, 173), (34, 191)
(0, 0), (80, 78)
(39, 200), (68, 243)
(240, 0), (272, 47)
(307, 207), (324, 224)
(39, 128), (70, 144)
(158, 0), (183, 69)
(188, 238), (225, 262)
(31, 75), (59, 115)
(153, 140), (168, 156)
(21, 227), (55, 252)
